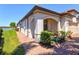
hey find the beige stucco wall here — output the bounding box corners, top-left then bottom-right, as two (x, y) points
(17, 10), (79, 41)
(18, 13), (61, 41)
(63, 16), (79, 33)
(17, 18), (28, 36)
(68, 22), (78, 33)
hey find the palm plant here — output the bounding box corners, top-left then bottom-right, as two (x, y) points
(59, 31), (68, 43)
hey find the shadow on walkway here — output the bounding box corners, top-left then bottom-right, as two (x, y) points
(52, 37), (79, 55)
(38, 37), (79, 55)
(12, 37), (79, 55)
(11, 41), (39, 55)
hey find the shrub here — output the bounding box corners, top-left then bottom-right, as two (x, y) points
(60, 31), (68, 36)
(0, 28), (3, 35)
(59, 31), (68, 43)
(0, 28), (3, 54)
(40, 31), (52, 45)
(67, 31), (73, 39)
(11, 45), (25, 55)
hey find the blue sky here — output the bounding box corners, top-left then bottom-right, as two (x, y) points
(0, 4), (79, 26)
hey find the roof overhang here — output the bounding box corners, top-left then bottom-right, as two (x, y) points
(17, 5), (79, 25)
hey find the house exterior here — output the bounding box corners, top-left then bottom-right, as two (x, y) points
(17, 5), (79, 41)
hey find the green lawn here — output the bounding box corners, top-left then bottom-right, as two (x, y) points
(2, 30), (25, 55)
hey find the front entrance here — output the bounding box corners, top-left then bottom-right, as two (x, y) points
(44, 18), (58, 32)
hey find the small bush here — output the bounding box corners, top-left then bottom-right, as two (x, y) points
(59, 31), (68, 43)
(60, 31), (68, 36)
(40, 31), (52, 45)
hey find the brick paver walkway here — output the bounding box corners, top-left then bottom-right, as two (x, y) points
(16, 31), (79, 55)
(16, 31), (54, 55)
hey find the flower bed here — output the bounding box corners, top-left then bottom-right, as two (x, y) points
(40, 31), (71, 47)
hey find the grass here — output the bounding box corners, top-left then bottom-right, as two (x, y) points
(2, 30), (25, 55)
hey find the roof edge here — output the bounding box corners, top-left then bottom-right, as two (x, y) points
(17, 5), (60, 25)
(17, 5), (79, 25)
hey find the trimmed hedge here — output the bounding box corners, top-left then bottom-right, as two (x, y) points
(0, 28), (3, 54)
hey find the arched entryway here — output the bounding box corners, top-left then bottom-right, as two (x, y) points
(43, 18), (58, 32)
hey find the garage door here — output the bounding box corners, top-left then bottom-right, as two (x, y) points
(68, 22), (78, 33)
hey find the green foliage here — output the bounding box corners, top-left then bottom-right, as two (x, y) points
(0, 28), (3, 34)
(2, 30), (20, 54)
(10, 22), (16, 27)
(0, 28), (3, 54)
(12, 45), (25, 55)
(60, 31), (68, 36)
(59, 31), (68, 43)
(40, 31), (52, 45)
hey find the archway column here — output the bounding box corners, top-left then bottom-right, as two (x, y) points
(64, 20), (69, 32)
(58, 21), (61, 31)
(34, 19), (43, 42)
(27, 18), (33, 38)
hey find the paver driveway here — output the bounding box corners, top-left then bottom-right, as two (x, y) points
(16, 31), (79, 55)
